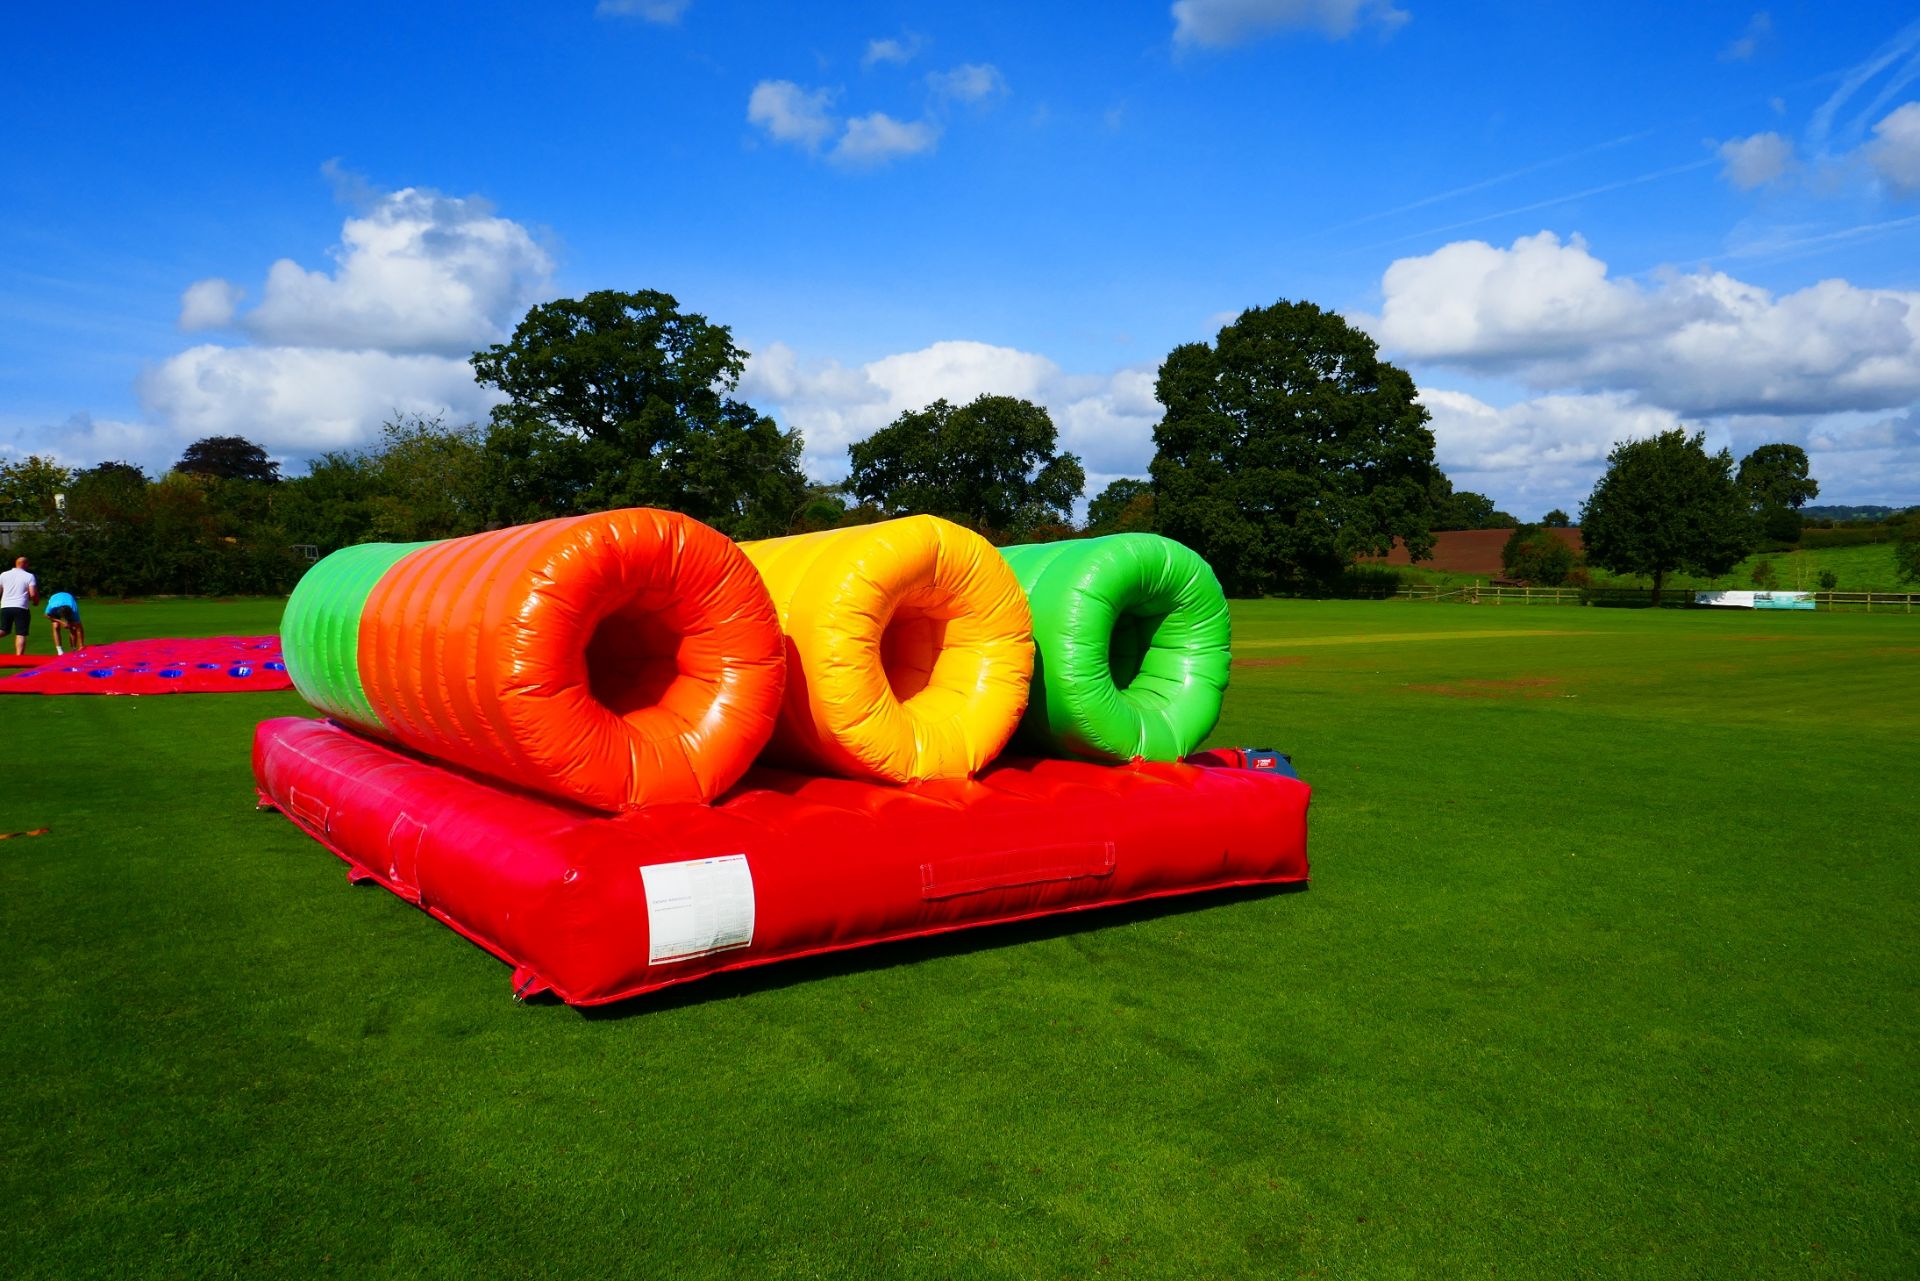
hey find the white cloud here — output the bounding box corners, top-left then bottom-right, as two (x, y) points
(738, 306), (1918, 517)
(748, 66), (982, 170)
(1369, 231), (1920, 418)
(595, 0), (688, 23)
(927, 63), (1007, 104)
(1372, 233), (1657, 362)
(15, 176), (552, 472)
(1805, 406), (1920, 453)
(8, 412), (171, 471)
(1049, 367), (1163, 475)
(747, 80), (838, 152)
(239, 185), (552, 356)
(831, 112), (940, 167)
(1420, 388), (1684, 512)
(1867, 102), (1920, 194)
(859, 341), (1058, 407)
(1720, 11), (1772, 62)
(1376, 231), (1920, 509)
(1718, 132), (1793, 190)
(863, 35), (923, 67)
(1172, 0), (1410, 48)
(1803, 407), (1920, 503)
(178, 278), (244, 331)
(139, 345), (500, 457)
(740, 339), (1156, 481)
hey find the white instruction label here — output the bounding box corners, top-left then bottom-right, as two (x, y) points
(642, 854), (756, 965)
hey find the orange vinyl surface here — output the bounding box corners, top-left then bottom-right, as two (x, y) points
(356, 509), (785, 811)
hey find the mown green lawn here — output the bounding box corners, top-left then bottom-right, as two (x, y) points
(2, 597), (1915, 1279)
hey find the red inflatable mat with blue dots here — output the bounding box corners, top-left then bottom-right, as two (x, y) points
(0, 636), (291, 694)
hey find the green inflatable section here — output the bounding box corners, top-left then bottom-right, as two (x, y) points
(999, 533), (1231, 763)
(281, 540), (439, 734)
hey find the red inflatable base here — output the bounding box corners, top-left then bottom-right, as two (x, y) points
(0, 637), (290, 694)
(253, 717), (1311, 1005)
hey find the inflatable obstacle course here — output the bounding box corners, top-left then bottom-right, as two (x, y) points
(1000, 533), (1232, 762)
(255, 716), (1308, 1004)
(0, 637), (291, 694)
(258, 510), (1309, 1004)
(279, 539), (434, 732)
(280, 510), (785, 810)
(740, 516), (1033, 783)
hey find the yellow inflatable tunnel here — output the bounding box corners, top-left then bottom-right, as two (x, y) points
(740, 516), (1034, 783)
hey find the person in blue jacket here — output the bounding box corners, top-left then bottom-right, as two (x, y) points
(44, 590), (84, 654)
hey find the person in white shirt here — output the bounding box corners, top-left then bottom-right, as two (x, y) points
(0, 556), (38, 656)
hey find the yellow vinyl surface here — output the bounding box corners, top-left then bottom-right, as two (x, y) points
(741, 516), (1034, 782)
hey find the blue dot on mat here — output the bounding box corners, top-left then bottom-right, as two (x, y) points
(158, 669), (184, 679)
(196, 663), (219, 670)
(263, 661), (286, 672)
(229, 666), (252, 678)
(89, 669), (114, 678)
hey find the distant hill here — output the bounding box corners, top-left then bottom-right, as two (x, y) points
(1801, 504), (1915, 522)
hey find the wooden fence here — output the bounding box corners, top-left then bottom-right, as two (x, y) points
(1810, 591), (1920, 613)
(1384, 584), (1920, 611)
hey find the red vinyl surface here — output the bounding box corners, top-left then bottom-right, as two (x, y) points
(0, 654), (51, 669)
(0, 637), (290, 694)
(253, 716), (1311, 1005)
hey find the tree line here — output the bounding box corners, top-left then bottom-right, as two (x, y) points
(4, 286), (1911, 599)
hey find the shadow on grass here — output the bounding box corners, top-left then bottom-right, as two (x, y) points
(558, 880), (1310, 1020)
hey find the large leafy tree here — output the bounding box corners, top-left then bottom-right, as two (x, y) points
(1500, 524), (1574, 586)
(846, 394), (1084, 538)
(471, 289), (807, 537)
(362, 414), (490, 542)
(1737, 443), (1819, 545)
(0, 454), (74, 519)
(279, 414), (556, 552)
(27, 457), (302, 597)
(176, 435), (281, 483)
(1427, 470), (1517, 530)
(278, 451), (379, 553)
(1737, 443), (1819, 510)
(1085, 477), (1155, 535)
(1896, 515), (1920, 585)
(73, 460), (148, 492)
(1581, 429), (1753, 604)
(1150, 301), (1437, 592)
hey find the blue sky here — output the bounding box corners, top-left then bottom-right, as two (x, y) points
(4, 1), (1919, 518)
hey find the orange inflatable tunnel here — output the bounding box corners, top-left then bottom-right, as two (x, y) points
(280, 509), (786, 812)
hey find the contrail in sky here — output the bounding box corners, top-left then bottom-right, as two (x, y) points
(1307, 129), (1658, 237)
(1351, 157), (1717, 255)
(1807, 16), (1920, 150)
(1726, 212), (1920, 264)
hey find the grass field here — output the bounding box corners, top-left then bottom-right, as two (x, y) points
(3, 598), (1916, 1278)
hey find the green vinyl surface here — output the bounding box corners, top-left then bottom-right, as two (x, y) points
(279, 541), (438, 734)
(1000, 534), (1231, 761)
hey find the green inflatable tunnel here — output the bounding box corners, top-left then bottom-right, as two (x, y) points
(280, 539), (438, 736)
(999, 533), (1231, 763)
